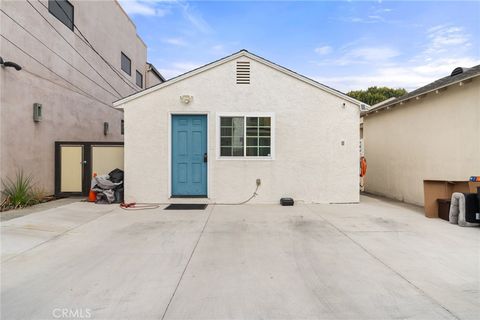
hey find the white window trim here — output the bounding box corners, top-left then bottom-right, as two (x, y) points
(216, 112), (275, 160)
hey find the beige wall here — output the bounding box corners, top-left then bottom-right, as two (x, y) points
(120, 56), (360, 204)
(0, 0), (150, 195)
(146, 66), (164, 89)
(363, 78), (480, 206)
(146, 72), (163, 89)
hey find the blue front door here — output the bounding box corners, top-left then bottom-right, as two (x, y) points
(172, 115), (207, 197)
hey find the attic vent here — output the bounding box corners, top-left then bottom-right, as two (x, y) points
(451, 67), (465, 76)
(236, 61), (250, 84)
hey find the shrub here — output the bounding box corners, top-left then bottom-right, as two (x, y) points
(1, 171), (39, 210)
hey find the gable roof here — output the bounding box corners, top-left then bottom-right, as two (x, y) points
(113, 50), (366, 108)
(366, 64), (480, 114)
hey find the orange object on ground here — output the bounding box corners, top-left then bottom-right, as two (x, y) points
(360, 156), (367, 177)
(88, 190), (97, 202)
(88, 173), (97, 202)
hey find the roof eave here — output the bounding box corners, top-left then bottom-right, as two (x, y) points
(113, 50), (366, 108)
(366, 74), (479, 115)
(113, 51), (247, 107)
(247, 54), (365, 107)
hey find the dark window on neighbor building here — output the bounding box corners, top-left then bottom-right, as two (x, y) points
(121, 120), (124, 135)
(48, 0), (74, 30)
(136, 70), (143, 88)
(121, 52), (131, 75)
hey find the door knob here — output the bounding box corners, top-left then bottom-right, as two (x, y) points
(203, 153), (208, 163)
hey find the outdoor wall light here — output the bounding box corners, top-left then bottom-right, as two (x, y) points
(33, 103), (42, 122)
(0, 56), (22, 71)
(104, 122), (109, 136)
(180, 95), (193, 104)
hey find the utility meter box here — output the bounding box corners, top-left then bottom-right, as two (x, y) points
(33, 103), (42, 122)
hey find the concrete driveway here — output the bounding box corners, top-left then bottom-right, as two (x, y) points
(1, 196), (479, 319)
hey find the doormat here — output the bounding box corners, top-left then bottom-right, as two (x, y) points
(164, 204), (208, 210)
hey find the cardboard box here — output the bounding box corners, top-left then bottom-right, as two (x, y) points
(423, 180), (480, 218)
(469, 181), (480, 193)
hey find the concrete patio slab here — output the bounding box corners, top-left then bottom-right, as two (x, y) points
(1, 202), (117, 262)
(1, 196), (478, 320)
(309, 198), (480, 320)
(0, 198), (82, 222)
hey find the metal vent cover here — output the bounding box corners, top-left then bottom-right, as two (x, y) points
(451, 67), (465, 77)
(236, 61), (250, 84)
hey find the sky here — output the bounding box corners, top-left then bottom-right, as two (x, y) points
(118, 0), (480, 92)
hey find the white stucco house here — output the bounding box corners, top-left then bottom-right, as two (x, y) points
(113, 50), (365, 204)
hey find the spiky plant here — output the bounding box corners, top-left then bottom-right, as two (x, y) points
(1, 171), (37, 210)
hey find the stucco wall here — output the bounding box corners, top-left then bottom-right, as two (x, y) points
(363, 78), (480, 206)
(146, 69), (164, 89)
(122, 57), (360, 204)
(0, 0), (148, 195)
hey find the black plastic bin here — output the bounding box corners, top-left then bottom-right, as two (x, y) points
(437, 198), (451, 221)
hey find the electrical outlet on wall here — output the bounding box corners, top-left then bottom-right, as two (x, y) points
(256, 179), (261, 186)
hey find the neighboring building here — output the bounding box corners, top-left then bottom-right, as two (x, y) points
(362, 66), (480, 206)
(146, 63), (166, 88)
(114, 50), (364, 204)
(0, 0), (163, 196)
(359, 97), (394, 153)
